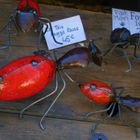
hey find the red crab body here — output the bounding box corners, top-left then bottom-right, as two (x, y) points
(16, 0), (40, 32)
(79, 81), (113, 103)
(0, 55), (55, 100)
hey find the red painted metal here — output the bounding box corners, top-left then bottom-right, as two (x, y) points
(17, 0), (40, 16)
(0, 55), (55, 100)
(79, 81), (113, 103)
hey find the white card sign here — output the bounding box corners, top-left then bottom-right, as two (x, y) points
(112, 8), (140, 34)
(43, 15), (86, 50)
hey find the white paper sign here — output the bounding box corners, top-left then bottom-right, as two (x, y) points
(112, 8), (140, 34)
(43, 15), (86, 50)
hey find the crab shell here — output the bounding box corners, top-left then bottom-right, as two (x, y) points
(0, 55), (55, 100)
(79, 81), (113, 104)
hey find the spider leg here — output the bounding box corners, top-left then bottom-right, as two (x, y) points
(0, 20), (12, 49)
(0, 11), (18, 49)
(39, 71), (66, 130)
(39, 17), (63, 46)
(117, 48), (132, 72)
(133, 44), (140, 60)
(19, 74), (58, 118)
(103, 44), (118, 56)
(85, 102), (114, 118)
(107, 86), (124, 117)
(113, 86), (124, 97)
(37, 24), (44, 51)
(91, 102), (117, 134)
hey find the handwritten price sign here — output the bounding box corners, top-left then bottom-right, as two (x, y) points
(112, 8), (140, 34)
(43, 15), (86, 50)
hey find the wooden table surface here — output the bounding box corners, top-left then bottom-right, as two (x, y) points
(0, 0), (140, 140)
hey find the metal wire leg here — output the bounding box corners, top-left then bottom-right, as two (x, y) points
(118, 106), (139, 138)
(103, 44), (117, 56)
(114, 87), (124, 97)
(63, 71), (80, 86)
(39, 71), (66, 130)
(119, 49), (132, 72)
(0, 21), (11, 49)
(118, 104), (121, 120)
(0, 22), (9, 32)
(133, 44), (140, 60)
(37, 27), (43, 51)
(37, 21), (49, 51)
(0, 12), (18, 50)
(85, 103), (114, 118)
(19, 74), (58, 118)
(91, 103), (116, 134)
(39, 17), (63, 45)
(108, 102), (117, 117)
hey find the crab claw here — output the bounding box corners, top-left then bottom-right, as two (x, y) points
(88, 40), (103, 66)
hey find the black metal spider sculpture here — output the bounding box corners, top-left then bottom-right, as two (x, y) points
(104, 27), (140, 72)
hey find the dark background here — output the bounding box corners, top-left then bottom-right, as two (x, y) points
(38, 0), (140, 12)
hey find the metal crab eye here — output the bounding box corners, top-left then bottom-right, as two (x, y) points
(90, 84), (96, 90)
(30, 60), (38, 66)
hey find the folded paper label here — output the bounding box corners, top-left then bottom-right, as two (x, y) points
(43, 15), (86, 50)
(112, 8), (140, 34)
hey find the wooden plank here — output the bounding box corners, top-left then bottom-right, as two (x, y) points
(0, 0), (139, 133)
(0, 112), (139, 140)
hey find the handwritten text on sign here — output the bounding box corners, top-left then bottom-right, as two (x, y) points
(43, 15), (86, 50)
(112, 8), (140, 34)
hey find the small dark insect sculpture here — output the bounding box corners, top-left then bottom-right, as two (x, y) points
(0, 0), (62, 50)
(0, 40), (102, 129)
(79, 80), (140, 137)
(103, 27), (140, 72)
